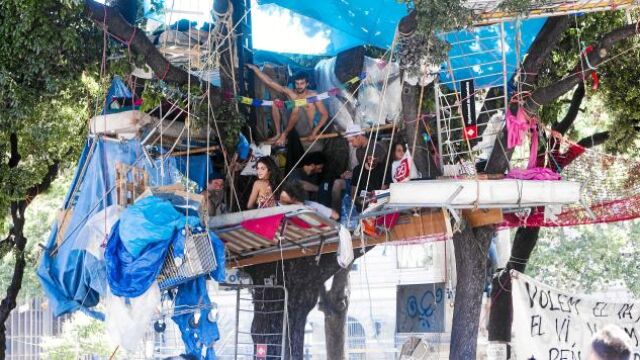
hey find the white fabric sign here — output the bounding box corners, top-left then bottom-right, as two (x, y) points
(392, 149), (420, 183)
(512, 271), (640, 360)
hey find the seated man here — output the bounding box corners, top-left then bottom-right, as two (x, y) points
(290, 151), (326, 195)
(343, 123), (388, 168)
(351, 143), (391, 211)
(247, 64), (329, 146)
(203, 174), (226, 217)
(279, 181), (339, 221)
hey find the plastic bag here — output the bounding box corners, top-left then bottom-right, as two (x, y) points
(105, 282), (161, 352)
(337, 225), (354, 268)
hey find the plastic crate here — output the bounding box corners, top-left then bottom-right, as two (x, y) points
(158, 230), (217, 290)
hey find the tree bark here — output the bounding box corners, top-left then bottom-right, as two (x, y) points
(244, 253), (357, 359)
(0, 135), (61, 359)
(319, 266), (351, 360)
(449, 225), (494, 358)
(83, 0), (224, 106)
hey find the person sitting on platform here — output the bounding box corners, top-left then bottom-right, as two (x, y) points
(279, 181), (339, 220)
(351, 143), (391, 211)
(203, 173), (226, 216)
(247, 64), (329, 146)
(247, 156), (281, 209)
(290, 151), (326, 196)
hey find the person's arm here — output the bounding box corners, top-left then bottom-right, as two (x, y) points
(299, 180), (319, 193)
(247, 181), (261, 209)
(247, 64), (295, 99)
(275, 108), (301, 146)
(310, 100), (329, 137)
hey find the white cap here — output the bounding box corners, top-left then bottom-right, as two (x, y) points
(343, 123), (364, 138)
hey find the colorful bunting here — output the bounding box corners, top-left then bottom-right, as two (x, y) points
(231, 73), (366, 109)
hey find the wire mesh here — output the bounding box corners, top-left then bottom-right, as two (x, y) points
(158, 231), (218, 290)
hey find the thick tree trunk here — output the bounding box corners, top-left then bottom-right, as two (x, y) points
(0, 202), (27, 360)
(449, 224), (494, 359)
(244, 254), (349, 359)
(0, 135), (60, 359)
(319, 266), (350, 360)
(488, 227), (540, 346)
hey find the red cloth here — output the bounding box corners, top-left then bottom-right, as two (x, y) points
(288, 216), (311, 229)
(240, 214), (285, 241)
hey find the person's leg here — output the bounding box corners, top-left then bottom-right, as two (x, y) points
(331, 179), (346, 212)
(269, 93), (282, 141)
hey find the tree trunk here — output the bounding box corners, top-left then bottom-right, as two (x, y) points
(0, 134), (60, 359)
(319, 266), (351, 360)
(488, 227), (540, 346)
(401, 82), (441, 179)
(0, 202), (27, 360)
(449, 224), (494, 359)
(244, 254), (348, 359)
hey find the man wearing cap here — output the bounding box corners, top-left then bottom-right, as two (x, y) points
(343, 123), (389, 167)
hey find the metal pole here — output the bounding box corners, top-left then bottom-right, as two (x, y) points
(500, 21), (509, 115)
(281, 286), (288, 359)
(234, 286), (241, 360)
(434, 80), (445, 169)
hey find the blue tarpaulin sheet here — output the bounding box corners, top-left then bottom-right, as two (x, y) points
(254, 1), (546, 89)
(37, 137), (185, 318)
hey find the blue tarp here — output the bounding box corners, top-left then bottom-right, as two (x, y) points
(254, 1), (546, 89)
(37, 138), (184, 318)
(440, 18), (547, 90)
(256, 0), (410, 52)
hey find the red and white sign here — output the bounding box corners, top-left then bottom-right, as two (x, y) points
(256, 344), (267, 359)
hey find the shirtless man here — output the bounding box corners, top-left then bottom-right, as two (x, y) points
(247, 64), (329, 146)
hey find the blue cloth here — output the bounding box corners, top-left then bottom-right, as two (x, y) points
(103, 76), (136, 115)
(209, 231), (226, 283)
(37, 137), (194, 318)
(172, 277), (220, 359)
(253, 1), (546, 89)
(176, 154), (214, 191)
(236, 133), (250, 161)
(37, 138), (144, 318)
(105, 221), (172, 298)
(256, 0), (408, 52)
(119, 197), (184, 258)
(440, 18), (547, 90)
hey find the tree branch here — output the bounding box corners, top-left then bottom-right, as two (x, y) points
(577, 131), (610, 148)
(484, 17), (571, 174)
(83, 0), (223, 106)
(8, 133), (20, 168)
(553, 82), (585, 135)
(520, 16), (572, 89)
(526, 23), (640, 112)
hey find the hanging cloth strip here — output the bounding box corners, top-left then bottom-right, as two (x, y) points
(506, 107), (539, 169)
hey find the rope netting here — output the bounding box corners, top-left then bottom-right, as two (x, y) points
(503, 132), (640, 227)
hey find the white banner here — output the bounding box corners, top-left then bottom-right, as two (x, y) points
(512, 271), (640, 360)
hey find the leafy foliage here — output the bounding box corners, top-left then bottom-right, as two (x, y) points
(40, 312), (113, 360)
(0, 0), (104, 230)
(534, 10), (640, 152)
(528, 221), (640, 297)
